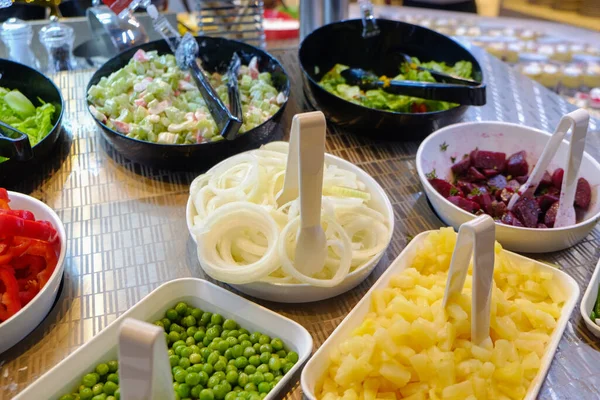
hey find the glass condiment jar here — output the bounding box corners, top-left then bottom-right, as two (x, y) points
(0, 18), (40, 69)
(39, 16), (77, 73)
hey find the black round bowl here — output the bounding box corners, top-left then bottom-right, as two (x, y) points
(299, 19), (484, 140)
(87, 37), (290, 171)
(0, 59), (64, 183)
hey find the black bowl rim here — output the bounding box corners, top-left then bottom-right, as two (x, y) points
(0, 59), (65, 146)
(85, 36), (291, 150)
(298, 18), (484, 117)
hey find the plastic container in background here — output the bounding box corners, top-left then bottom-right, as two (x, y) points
(0, 18), (39, 69)
(14, 278), (313, 399)
(301, 231), (580, 400)
(39, 16), (78, 73)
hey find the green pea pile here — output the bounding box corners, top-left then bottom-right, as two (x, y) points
(58, 361), (120, 400)
(57, 302), (298, 400)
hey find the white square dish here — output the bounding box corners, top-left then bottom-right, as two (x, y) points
(301, 231), (580, 400)
(580, 257), (600, 338)
(15, 278), (313, 399)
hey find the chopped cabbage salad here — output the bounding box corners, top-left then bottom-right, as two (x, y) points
(87, 49), (287, 145)
(318, 57), (474, 113)
(0, 87), (55, 162)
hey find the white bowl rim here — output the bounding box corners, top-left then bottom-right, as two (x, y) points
(0, 191), (67, 325)
(416, 120), (600, 232)
(186, 148), (395, 289)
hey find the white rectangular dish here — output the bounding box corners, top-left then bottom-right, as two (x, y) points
(15, 278), (313, 399)
(580, 257), (600, 338)
(301, 231), (580, 400)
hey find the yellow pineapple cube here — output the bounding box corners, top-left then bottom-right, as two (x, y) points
(378, 362), (411, 388)
(441, 380), (474, 399)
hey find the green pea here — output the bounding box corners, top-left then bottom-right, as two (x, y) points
(180, 347), (193, 359)
(222, 319), (237, 330)
(82, 373), (98, 388)
(206, 327), (220, 341)
(236, 356), (250, 369)
(251, 372), (264, 385)
(185, 315), (197, 328)
(192, 364), (204, 373)
(248, 394), (260, 400)
(178, 383), (191, 398)
(237, 391), (248, 398)
(258, 344), (271, 354)
(257, 381), (270, 394)
(252, 343), (261, 353)
(172, 323), (184, 334)
(282, 363), (293, 374)
(160, 318), (171, 330)
(59, 396), (75, 400)
(107, 372), (119, 383)
(179, 357), (191, 369)
(240, 340), (252, 349)
(231, 344), (243, 358)
(207, 351), (220, 365)
(276, 350), (286, 359)
(191, 308), (203, 320)
(248, 355), (260, 367)
(238, 372), (249, 387)
(212, 383), (227, 400)
(79, 388), (93, 400)
(268, 358), (281, 372)
(175, 302), (188, 316)
(226, 364), (238, 372)
(91, 394), (107, 400)
(211, 314), (224, 325)
(179, 332), (188, 341)
(224, 348), (233, 360)
(258, 335), (270, 345)
(263, 373), (274, 383)
(243, 347), (256, 358)
(95, 364), (109, 376)
(238, 334), (250, 342)
(173, 366), (183, 375)
(287, 351), (299, 364)
(227, 330), (239, 338)
(268, 338), (282, 352)
(200, 312), (212, 326)
(187, 367), (195, 373)
(174, 369), (188, 383)
(257, 352), (268, 365)
(191, 384), (203, 398)
(195, 370), (208, 386)
(199, 388), (215, 400)
(92, 383), (104, 396)
(274, 376), (282, 383)
(103, 381), (118, 395)
(107, 360), (118, 373)
(154, 320), (165, 329)
(225, 393), (237, 400)
(207, 375), (220, 388)
(166, 309), (179, 321)
(194, 331), (206, 343)
(114, 388), (120, 400)
(169, 331), (181, 343)
(244, 382), (257, 392)
(190, 353), (203, 364)
(256, 364), (268, 374)
(202, 363), (214, 376)
(249, 333), (261, 344)
(220, 330), (229, 339)
(185, 336), (196, 347)
(182, 371), (199, 386)
(244, 365), (256, 375)
(186, 326), (197, 336)
(214, 360), (226, 371)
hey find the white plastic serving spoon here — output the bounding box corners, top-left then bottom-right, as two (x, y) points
(119, 318), (175, 400)
(507, 109), (589, 228)
(442, 215), (496, 345)
(277, 112), (328, 276)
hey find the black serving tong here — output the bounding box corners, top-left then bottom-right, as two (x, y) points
(225, 53), (243, 128)
(0, 120), (33, 160)
(397, 52), (481, 86)
(341, 68), (487, 106)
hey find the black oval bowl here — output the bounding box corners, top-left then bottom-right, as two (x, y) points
(87, 37), (290, 171)
(0, 59), (64, 184)
(299, 19), (484, 140)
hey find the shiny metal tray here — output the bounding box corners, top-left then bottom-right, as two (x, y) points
(1, 45), (600, 399)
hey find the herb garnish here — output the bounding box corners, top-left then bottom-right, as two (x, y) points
(426, 169), (437, 180)
(440, 142), (449, 152)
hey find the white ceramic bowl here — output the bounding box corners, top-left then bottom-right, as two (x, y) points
(15, 278), (313, 399)
(580, 257), (600, 338)
(186, 149), (394, 303)
(0, 191), (66, 354)
(301, 230), (580, 400)
(416, 121), (600, 253)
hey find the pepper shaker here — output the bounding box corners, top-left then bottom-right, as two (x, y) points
(0, 18), (40, 70)
(39, 16), (78, 73)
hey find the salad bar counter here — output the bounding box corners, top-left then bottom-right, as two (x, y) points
(2, 40), (600, 399)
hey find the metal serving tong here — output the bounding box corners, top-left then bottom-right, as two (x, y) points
(341, 68), (487, 106)
(0, 120), (33, 161)
(147, 5), (243, 141)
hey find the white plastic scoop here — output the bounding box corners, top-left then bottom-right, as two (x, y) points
(277, 112), (328, 276)
(119, 318), (175, 400)
(507, 109), (589, 228)
(442, 215), (496, 345)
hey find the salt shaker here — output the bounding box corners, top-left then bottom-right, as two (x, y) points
(39, 16), (77, 73)
(0, 18), (40, 69)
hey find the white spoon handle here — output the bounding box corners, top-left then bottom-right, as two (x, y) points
(443, 215), (496, 345)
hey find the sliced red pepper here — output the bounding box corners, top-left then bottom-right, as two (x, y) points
(0, 267), (21, 322)
(0, 237), (32, 266)
(0, 189), (8, 201)
(0, 209), (35, 221)
(18, 279), (39, 306)
(26, 241), (58, 288)
(0, 214), (57, 242)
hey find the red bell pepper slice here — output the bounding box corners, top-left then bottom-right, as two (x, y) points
(0, 209), (35, 221)
(0, 214), (58, 242)
(18, 279), (39, 306)
(0, 267), (21, 322)
(0, 189), (8, 201)
(26, 241), (58, 288)
(0, 237), (32, 266)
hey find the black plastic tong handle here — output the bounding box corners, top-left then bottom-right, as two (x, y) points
(226, 53), (243, 130)
(341, 68), (487, 106)
(398, 52), (481, 86)
(0, 120), (33, 161)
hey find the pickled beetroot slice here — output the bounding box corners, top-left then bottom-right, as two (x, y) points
(457, 180), (475, 196)
(544, 201), (559, 227)
(516, 175), (529, 184)
(502, 211), (523, 227)
(540, 171), (552, 186)
(466, 167), (486, 182)
(472, 150), (506, 171)
(537, 193), (560, 212)
(497, 188), (514, 204)
(489, 200), (506, 218)
(429, 178), (460, 198)
(552, 168), (564, 189)
(483, 169), (499, 178)
(488, 174), (507, 190)
(575, 177), (591, 210)
(448, 196), (480, 213)
(506, 151), (528, 177)
(451, 158), (471, 176)
(506, 179), (521, 192)
(513, 196), (541, 228)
